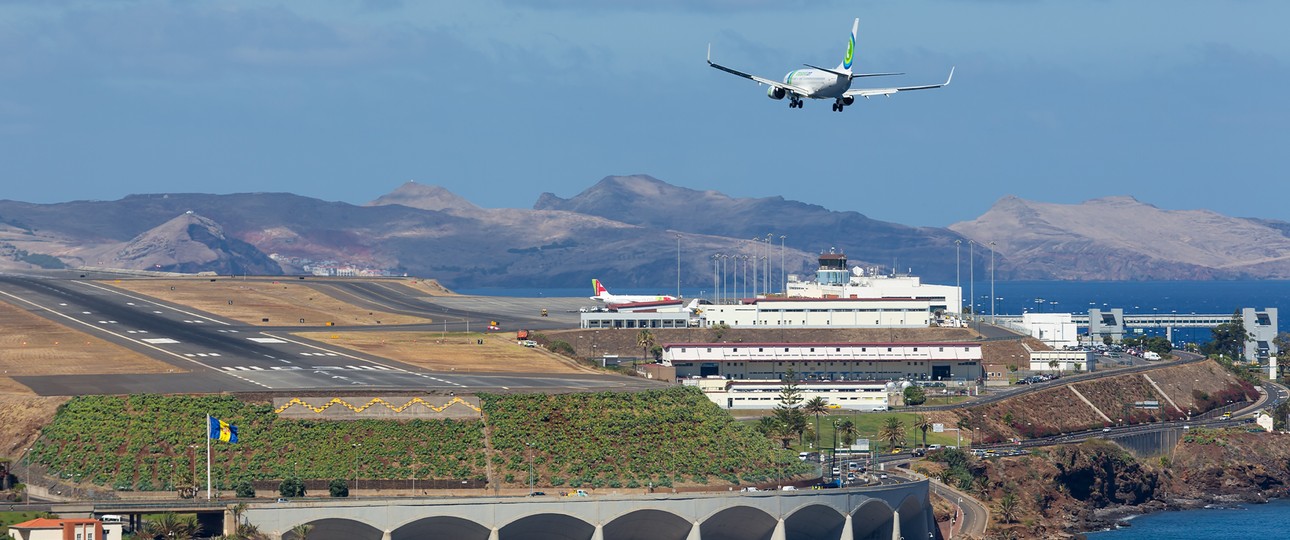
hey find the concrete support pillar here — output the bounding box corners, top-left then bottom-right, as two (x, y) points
(890, 510), (901, 540)
(686, 521), (702, 540)
(223, 511), (237, 536)
(770, 518), (786, 540)
(838, 514), (852, 540)
(591, 524), (604, 540)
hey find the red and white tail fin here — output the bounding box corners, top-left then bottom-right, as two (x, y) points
(592, 279), (609, 296)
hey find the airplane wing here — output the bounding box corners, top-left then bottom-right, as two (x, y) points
(845, 67), (954, 98)
(708, 45), (815, 97)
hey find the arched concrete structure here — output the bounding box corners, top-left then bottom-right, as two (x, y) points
(126, 480), (934, 540)
(391, 516), (492, 540)
(897, 494), (932, 540)
(602, 509), (694, 540)
(783, 504), (846, 540)
(284, 518), (382, 540)
(850, 498), (894, 540)
(699, 506), (778, 540)
(498, 513), (596, 540)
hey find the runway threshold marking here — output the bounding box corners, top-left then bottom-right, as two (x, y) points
(73, 280), (232, 326)
(0, 288), (272, 389)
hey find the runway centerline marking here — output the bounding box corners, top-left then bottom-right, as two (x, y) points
(261, 331), (410, 372)
(74, 280), (232, 326)
(0, 288), (270, 389)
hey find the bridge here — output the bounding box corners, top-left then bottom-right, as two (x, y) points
(61, 481), (935, 540)
(994, 306), (1278, 362)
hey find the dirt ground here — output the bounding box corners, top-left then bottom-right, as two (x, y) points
(0, 394), (68, 462)
(0, 298), (184, 392)
(292, 331), (597, 374)
(107, 278), (434, 327)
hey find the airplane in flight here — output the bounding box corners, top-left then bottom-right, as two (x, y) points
(707, 18), (953, 112)
(590, 279), (678, 304)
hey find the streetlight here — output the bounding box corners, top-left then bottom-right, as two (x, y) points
(968, 241), (975, 321)
(352, 443), (362, 498)
(711, 254), (720, 303)
(527, 442), (536, 495)
(765, 233), (773, 294)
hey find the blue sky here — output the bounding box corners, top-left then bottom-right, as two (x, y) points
(1, 0), (1286, 227)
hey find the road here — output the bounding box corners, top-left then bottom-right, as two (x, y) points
(928, 478), (988, 539)
(0, 276), (664, 396)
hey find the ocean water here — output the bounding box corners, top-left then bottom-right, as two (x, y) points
(1085, 499), (1290, 539)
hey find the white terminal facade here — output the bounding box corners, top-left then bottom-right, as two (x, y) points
(662, 342), (983, 382)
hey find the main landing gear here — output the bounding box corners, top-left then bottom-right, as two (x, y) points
(788, 96), (803, 109)
(831, 100), (847, 112)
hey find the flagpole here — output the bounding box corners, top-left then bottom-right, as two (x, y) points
(206, 413), (212, 501)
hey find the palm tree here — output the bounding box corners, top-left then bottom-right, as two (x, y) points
(998, 490), (1019, 523)
(1048, 359), (1060, 374)
(287, 523), (315, 540)
(913, 414), (932, 449)
(878, 417), (907, 450)
(143, 512), (198, 540)
(636, 329), (656, 364)
(802, 397), (831, 450)
(837, 420), (859, 450)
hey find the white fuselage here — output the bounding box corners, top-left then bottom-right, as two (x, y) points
(784, 69), (850, 99)
(591, 294), (676, 304)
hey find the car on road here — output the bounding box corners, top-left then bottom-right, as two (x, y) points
(879, 474), (888, 480)
(276, 498), (289, 503)
(528, 491), (547, 497)
(1102, 427), (1111, 432)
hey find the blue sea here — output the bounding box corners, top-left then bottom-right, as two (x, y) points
(460, 280), (1290, 340)
(1086, 499), (1290, 539)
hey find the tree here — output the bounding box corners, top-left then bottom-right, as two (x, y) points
(878, 417), (907, 450)
(328, 478), (349, 497)
(837, 420), (859, 449)
(773, 370), (808, 444)
(903, 385), (927, 406)
(234, 481), (255, 498)
(636, 330), (656, 362)
(802, 397), (831, 450)
(998, 490), (1020, 523)
(279, 477), (306, 498)
(1205, 311), (1250, 360)
(143, 512), (198, 540)
(913, 414), (932, 449)
(1048, 359), (1059, 373)
(288, 524), (314, 540)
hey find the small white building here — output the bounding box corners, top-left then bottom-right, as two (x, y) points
(684, 377), (897, 411)
(1027, 346), (1096, 372)
(1020, 312), (1080, 348)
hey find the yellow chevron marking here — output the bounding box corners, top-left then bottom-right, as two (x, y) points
(274, 396), (481, 415)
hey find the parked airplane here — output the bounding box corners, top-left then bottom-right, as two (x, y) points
(590, 279), (678, 304)
(707, 18), (953, 112)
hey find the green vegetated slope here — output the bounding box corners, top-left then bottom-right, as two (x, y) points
(31, 388), (806, 491)
(31, 395), (486, 491)
(483, 386), (810, 488)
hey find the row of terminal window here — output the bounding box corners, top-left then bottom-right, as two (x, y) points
(681, 347), (969, 353)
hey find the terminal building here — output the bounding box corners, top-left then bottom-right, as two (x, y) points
(683, 377), (897, 411)
(786, 252), (963, 316)
(661, 342), (983, 382)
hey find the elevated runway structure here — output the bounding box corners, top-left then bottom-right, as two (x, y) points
(996, 307), (1278, 362)
(71, 482), (935, 540)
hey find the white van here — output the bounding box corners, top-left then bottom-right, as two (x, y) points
(100, 515), (124, 524)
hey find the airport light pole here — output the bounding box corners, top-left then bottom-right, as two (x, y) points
(955, 240), (962, 314)
(527, 442), (535, 494)
(989, 241), (996, 324)
(780, 235), (787, 295)
(676, 234), (682, 299)
(751, 238), (759, 297)
(712, 254), (720, 303)
(765, 234), (773, 294)
(968, 241), (975, 322)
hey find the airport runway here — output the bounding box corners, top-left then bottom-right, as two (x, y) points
(0, 276), (661, 396)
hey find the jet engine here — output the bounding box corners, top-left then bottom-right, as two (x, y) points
(841, 96), (855, 106)
(767, 87), (787, 100)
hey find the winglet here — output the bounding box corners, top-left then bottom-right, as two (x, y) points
(706, 43), (712, 65)
(944, 66), (955, 86)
